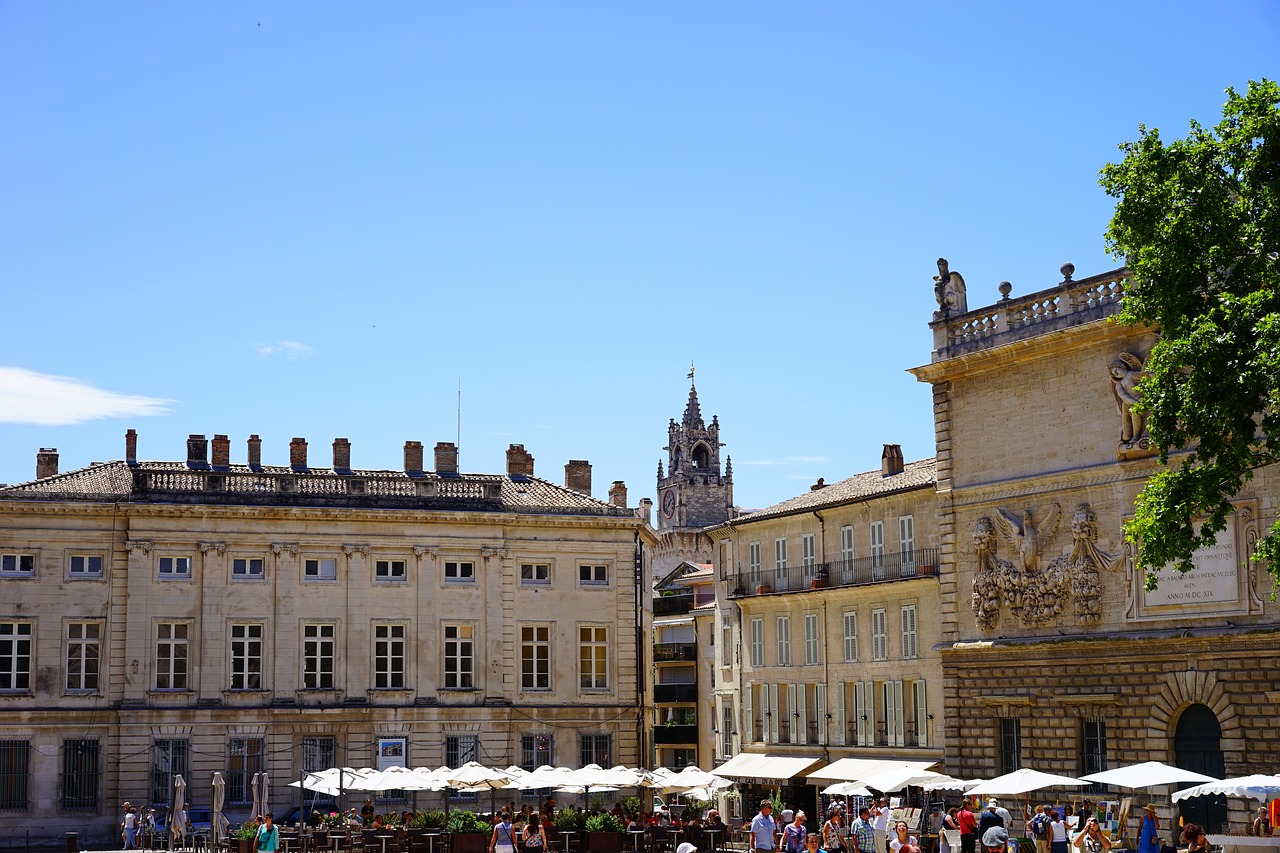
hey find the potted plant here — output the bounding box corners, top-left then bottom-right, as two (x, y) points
(445, 810), (490, 853)
(584, 812), (624, 853)
(416, 811), (448, 831)
(553, 807), (586, 833)
(755, 583), (773, 595)
(233, 822), (260, 853)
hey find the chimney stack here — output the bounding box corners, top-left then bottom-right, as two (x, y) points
(638, 497), (653, 525)
(186, 434), (209, 469)
(434, 442), (458, 474)
(289, 437), (308, 472)
(211, 434), (231, 469)
(333, 438), (351, 472)
(881, 443), (904, 477)
(404, 441), (424, 475)
(247, 435), (262, 470)
(506, 444), (535, 477)
(125, 429), (138, 466)
(810, 477), (826, 491)
(36, 448), (59, 480)
(609, 480), (628, 508)
(565, 460), (592, 495)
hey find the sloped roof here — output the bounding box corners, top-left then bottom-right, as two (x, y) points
(720, 458), (937, 526)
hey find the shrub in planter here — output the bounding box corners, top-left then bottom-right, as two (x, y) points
(446, 810), (491, 853)
(415, 811), (447, 831)
(553, 807), (587, 833)
(585, 813), (624, 853)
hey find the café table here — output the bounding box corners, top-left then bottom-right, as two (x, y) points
(560, 830), (579, 853)
(627, 830), (647, 853)
(703, 827), (722, 853)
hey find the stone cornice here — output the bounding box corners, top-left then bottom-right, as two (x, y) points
(943, 627), (1280, 662)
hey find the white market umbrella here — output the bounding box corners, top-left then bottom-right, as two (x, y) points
(1172, 775), (1280, 803)
(967, 768), (1088, 796)
(922, 777), (984, 792)
(516, 765), (581, 790)
(258, 770), (271, 819)
(858, 767), (949, 793)
(1081, 762), (1220, 789)
(443, 761), (515, 791)
(661, 767), (733, 793)
(361, 766), (443, 792)
(251, 772), (263, 820)
(212, 772), (228, 846)
(822, 782), (873, 796)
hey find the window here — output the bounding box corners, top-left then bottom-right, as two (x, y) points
(1081, 719), (1107, 790)
(749, 618), (764, 667)
(228, 738), (263, 804)
(520, 734), (553, 771)
(444, 624), (474, 689)
(842, 611), (858, 662)
(151, 740), (189, 807)
(579, 733), (612, 767)
(445, 734), (478, 767)
(1000, 718), (1022, 774)
(158, 556), (191, 578)
(69, 555), (103, 578)
(901, 605), (918, 660)
(444, 560), (475, 582)
(0, 740), (29, 811)
(230, 624), (263, 690)
(899, 516), (916, 573)
(912, 680), (929, 748)
(803, 613), (820, 665)
(304, 558), (336, 580)
(375, 559), (406, 581)
(0, 623), (31, 691)
(374, 624), (405, 689)
(232, 558), (264, 579)
(870, 522), (885, 578)
(302, 736), (337, 810)
(155, 623), (189, 689)
(579, 627), (608, 690)
(521, 563), (550, 584)
(871, 608), (887, 662)
(801, 533), (817, 580)
(67, 622), (101, 692)
(520, 625), (550, 690)
(61, 739), (100, 809)
(776, 616), (791, 667)
(667, 747), (697, 769)
(748, 542), (761, 584)
(883, 680), (905, 747)
(303, 624), (336, 689)
(840, 526), (855, 582)
(774, 538), (788, 589)
(579, 564), (608, 586)
(721, 703), (734, 758)
(0, 554), (34, 576)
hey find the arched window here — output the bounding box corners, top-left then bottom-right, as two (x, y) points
(692, 443), (710, 470)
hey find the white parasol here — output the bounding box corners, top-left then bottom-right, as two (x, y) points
(922, 777), (984, 792)
(1081, 762), (1220, 790)
(212, 772), (228, 846)
(251, 772), (263, 820)
(258, 770), (270, 819)
(1171, 775), (1280, 803)
(821, 782), (873, 796)
(857, 767), (949, 793)
(966, 768), (1088, 796)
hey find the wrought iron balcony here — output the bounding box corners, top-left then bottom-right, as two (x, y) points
(653, 593), (695, 617)
(654, 683), (698, 704)
(654, 642), (698, 662)
(728, 548), (937, 597)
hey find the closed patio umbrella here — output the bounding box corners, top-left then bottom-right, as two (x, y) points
(259, 770), (270, 819)
(212, 772), (228, 846)
(173, 775), (188, 848)
(251, 772), (263, 820)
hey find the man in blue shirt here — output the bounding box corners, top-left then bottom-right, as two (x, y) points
(850, 807), (876, 853)
(751, 801), (780, 853)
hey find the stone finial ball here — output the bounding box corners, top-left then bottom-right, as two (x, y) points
(998, 281), (1013, 299)
(1060, 262), (1075, 281)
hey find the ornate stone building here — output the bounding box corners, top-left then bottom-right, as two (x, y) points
(0, 433), (656, 846)
(909, 262), (1280, 835)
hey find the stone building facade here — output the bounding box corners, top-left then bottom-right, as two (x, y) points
(909, 263), (1280, 835)
(0, 433), (656, 847)
(651, 561), (719, 774)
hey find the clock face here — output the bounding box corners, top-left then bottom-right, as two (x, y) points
(662, 489), (676, 519)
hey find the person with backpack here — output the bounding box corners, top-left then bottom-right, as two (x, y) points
(1029, 806), (1050, 853)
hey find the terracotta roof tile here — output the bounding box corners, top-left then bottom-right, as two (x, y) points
(721, 458), (937, 526)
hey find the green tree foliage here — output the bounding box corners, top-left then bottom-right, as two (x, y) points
(1099, 79), (1280, 587)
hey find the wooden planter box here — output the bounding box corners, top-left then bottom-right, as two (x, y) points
(451, 833), (489, 853)
(755, 584), (773, 595)
(585, 832), (623, 853)
(809, 577), (829, 589)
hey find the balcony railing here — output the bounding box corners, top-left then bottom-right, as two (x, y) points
(652, 724), (699, 745)
(653, 593), (695, 617)
(654, 683), (698, 704)
(654, 642), (698, 662)
(729, 548), (937, 597)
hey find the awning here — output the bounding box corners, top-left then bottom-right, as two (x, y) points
(714, 753), (825, 781)
(806, 758), (939, 785)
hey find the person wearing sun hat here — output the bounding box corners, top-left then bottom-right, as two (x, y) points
(1136, 804), (1160, 853)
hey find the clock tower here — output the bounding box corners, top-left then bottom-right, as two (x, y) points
(653, 380), (735, 577)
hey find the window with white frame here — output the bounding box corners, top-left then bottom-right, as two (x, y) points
(374, 624), (406, 688)
(67, 622), (101, 692)
(871, 608), (887, 661)
(69, 554), (103, 578)
(579, 564), (608, 586)
(803, 613), (820, 665)
(375, 559), (406, 581)
(158, 556), (191, 579)
(0, 623), (32, 690)
(520, 563), (550, 585)
(232, 557), (264, 579)
(869, 522), (885, 577)
(444, 560), (474, 582)
(579, 626), (608, 690)
(899, 515), (916, 573)
(230, 623), (263, 690)
(776, 616), (791, 666)
(750, 618), (764, 667)
(520, 625), (550, 690)
(302, 623), (336, 689)
(155, 622), (189, 689)
(0, 554), (34, 577)
(801, 533), (817, 580)
(843, 610), (858, 662)
(444, 624), (474, 688)
(748, 542), (761, 584)
(774, 538), (788, 589)
(901, 604), (918, 660)
(304, 558), (337, 581)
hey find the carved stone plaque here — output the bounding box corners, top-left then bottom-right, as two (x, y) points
(1142, 517), (1239, 607)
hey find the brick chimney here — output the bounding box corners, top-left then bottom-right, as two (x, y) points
(333, 438), (351, 472)
(881, 443), (904, 477)
(289, 437), (308, 472)
(609, 480), (628, 508)
(247, 435), (263, 470)
(125, 429), (138, 466)
(434, 442), (458, 474)
(506, 444), (535, 477)
(565, 460), (592, 495)
(36, 448), (59, 480)
(211, 434), (231, 469)
(404, 441), (424, 475)
(186, 434), (209, 469)
(637, 497), (653, 525)
(810, 477), (827, 491)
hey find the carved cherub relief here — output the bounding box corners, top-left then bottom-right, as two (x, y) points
(933, 258), (968, 315)
(1110, 352), (1153, 459)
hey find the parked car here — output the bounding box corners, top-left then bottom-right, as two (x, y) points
(155, 806), (218, 835)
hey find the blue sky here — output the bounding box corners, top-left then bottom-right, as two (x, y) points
(1, 2), (1276, 509)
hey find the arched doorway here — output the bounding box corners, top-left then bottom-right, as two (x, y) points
(1175, 704), (1228, 835)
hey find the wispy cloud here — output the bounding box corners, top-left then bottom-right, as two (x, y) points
(739, 455), (832, 466)
(254, 340), (315, 359)
(0, 367), (172, 426)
